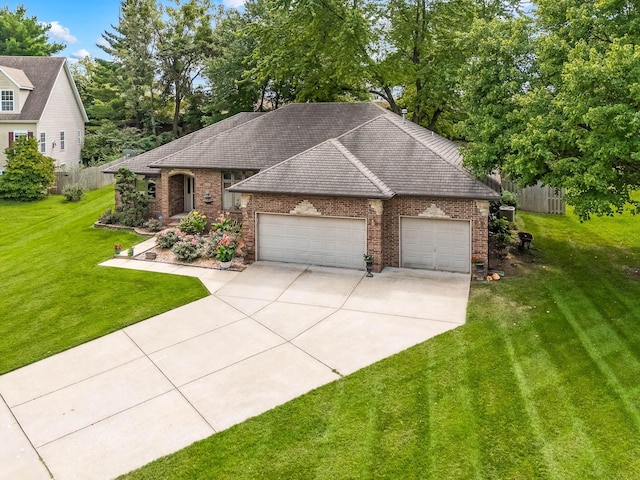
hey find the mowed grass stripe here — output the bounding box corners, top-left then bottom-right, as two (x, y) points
(0, 187), (208, 374)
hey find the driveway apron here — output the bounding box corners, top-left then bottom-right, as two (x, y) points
(0, 261), (469, 480)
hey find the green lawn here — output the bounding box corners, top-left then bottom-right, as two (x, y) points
(0, 187), (208, 374)
(121, 208), (640, 479)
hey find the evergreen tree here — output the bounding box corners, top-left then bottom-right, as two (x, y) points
(0, 136), (55, 201)
(0, 5), (64, 56)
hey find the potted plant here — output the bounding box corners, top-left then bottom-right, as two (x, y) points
(215, 234), (237, 269)
(114, 244), (122, 255)
(363, 253), (374, 277)
(472, 256), (485, 274)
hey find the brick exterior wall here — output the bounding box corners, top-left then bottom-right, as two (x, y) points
(383, 196), (489, 274)
(241, 193), (489, 275)
(157, 168), (230, 225)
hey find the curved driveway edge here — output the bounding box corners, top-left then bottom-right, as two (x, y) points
(0, 261), (469, 480)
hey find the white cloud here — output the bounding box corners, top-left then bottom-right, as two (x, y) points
(223, 0), (245, 8)
(71, 49), (91, 59)
(47, 21), (78, 44)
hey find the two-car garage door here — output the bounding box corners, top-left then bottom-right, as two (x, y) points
(257, 214), (366, 269)
(401, 217), (470, 273)
(256, 214), (471, 273)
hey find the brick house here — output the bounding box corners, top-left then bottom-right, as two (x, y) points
(106, 103), (499, 274)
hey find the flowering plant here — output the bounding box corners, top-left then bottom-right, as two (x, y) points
(215, 234), (237, 262)
(179, 210), (207, 234)
(471, 256), (484, 264)
(211, 212), (240, 234)
(114, 244), (123, 250)
(171, 234), (205, 262)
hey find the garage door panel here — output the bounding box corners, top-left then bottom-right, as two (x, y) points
(401, 217), (470, 273)
(258, 214), (366, 269)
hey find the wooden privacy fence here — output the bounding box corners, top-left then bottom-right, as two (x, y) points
(502, 180), (566, 215)
(50, 166), (115, 194)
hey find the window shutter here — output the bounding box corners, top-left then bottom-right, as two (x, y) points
(8, 132), (13, 147)
(28, 131), (33, 138)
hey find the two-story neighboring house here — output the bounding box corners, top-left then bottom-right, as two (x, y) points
(0, 56), (88, 174)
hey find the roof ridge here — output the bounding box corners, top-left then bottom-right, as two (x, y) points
(330, 139), (394, 197)
(381, 113), (499, 196)
(148, 112), (263, 168)
(382, 113), (465, 171)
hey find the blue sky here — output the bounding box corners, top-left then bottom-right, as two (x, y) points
(4, 1), (240, 61)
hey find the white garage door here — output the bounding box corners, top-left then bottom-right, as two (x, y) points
(257, 214), (367, 269)
(401, 217), (470, 273)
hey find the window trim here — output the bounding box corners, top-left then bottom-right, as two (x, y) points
(60, 131), (65, 151)
(39, 132), (46, 153)
(1, 89), (14, 112)
(222, 170), (255, 211)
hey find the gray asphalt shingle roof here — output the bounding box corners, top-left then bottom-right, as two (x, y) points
(102, 112), (265, 175)
(149, 102), (386, 170)
(0, 57), (78, 122)
(230, 105), (499, 200)
(230, 139), (393, 198)
(109, 102), (498, 200)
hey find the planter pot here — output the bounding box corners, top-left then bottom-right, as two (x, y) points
(219, 260), (232, 269)
(365, 260), (374, 277)
(114, 249), (121, 255)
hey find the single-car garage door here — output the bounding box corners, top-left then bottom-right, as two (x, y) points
(401, 217), (470, 273)
(257, 214), (367, 269)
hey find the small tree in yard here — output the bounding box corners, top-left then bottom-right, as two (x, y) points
(114, 166), (148, 226)
(0, 136), (55, 201)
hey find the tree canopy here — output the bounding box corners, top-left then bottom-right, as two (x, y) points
(0, 5), (64, 56)
(462, 0), (640, 219)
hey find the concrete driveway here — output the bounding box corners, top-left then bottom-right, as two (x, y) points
(0, 261), (469, 480)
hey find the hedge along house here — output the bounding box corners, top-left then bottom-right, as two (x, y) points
(106, 103), (499, 274)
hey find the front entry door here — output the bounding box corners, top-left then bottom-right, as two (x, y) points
(184, 176), (195, 212)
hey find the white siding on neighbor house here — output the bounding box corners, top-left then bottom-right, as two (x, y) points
(38, 67), (85, 167)
(0, 123), (37, 171)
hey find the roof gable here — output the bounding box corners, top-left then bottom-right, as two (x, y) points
(0, 56), (86, 122)
(0, 66), (33, 90)
(230, 138), (393, 198)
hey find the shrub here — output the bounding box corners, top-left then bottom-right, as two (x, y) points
(205, 230), (225, 257)
(98, 208), (119, 224)
(171, 235), (205, 262)
(178, 210), (207, 234)
(114, 167), (148, 227)
(0, 136), (55, 201)
(146, 218), (162, 232)
(62, 184), (84, 202)
(156, 228), (182, 249)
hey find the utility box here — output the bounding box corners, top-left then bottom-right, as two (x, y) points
(499, 205), (516, 222)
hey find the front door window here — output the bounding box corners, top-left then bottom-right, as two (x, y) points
(184, 176), (195, 212)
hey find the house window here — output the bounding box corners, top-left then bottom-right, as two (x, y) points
(1, 90), (14, 111)
(223, 171), (255, 210)
(39, 133), (46, 153)
(77, 130), (81, 144)
(14, 131), (27, 141)
(60, 131), (65, 151)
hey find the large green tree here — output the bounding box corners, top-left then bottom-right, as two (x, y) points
(0, 136), (55, 201)
(100, 0), (161, 133)
(0, 5), (64, 56)
(156, 0), (216, 137)
(462, 0), (640, 219)
(245, 0), (376, 103)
